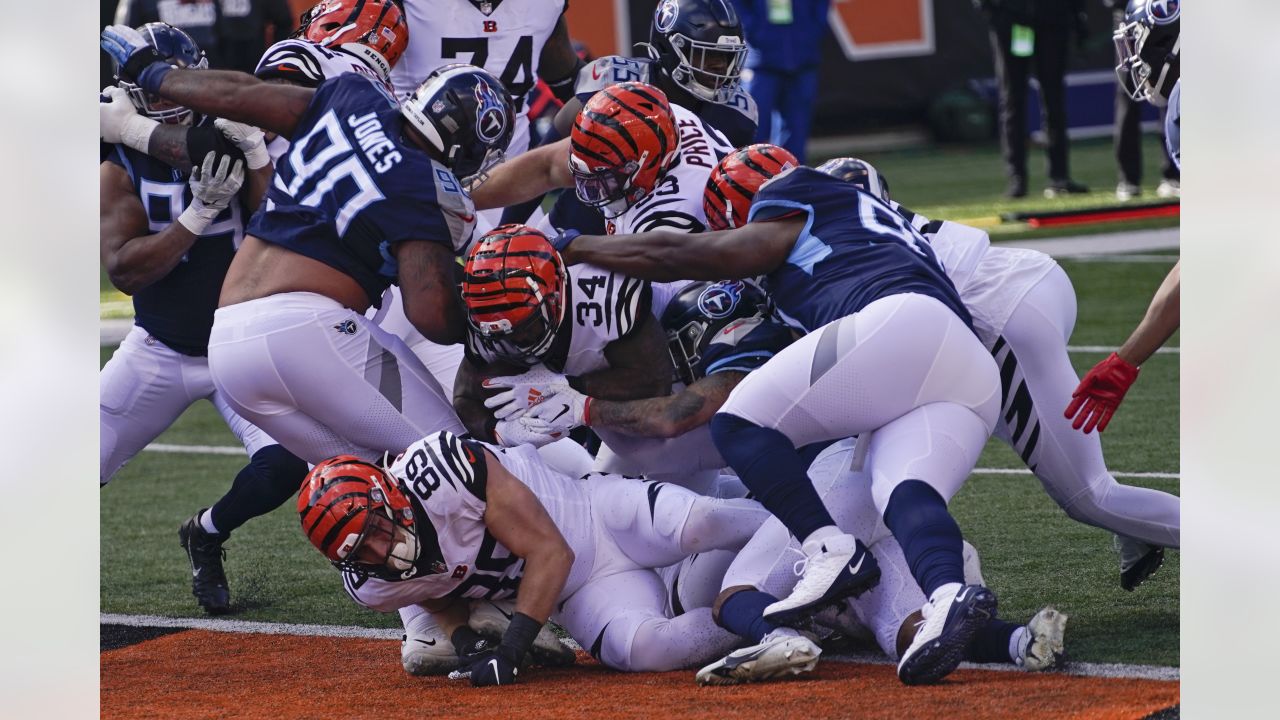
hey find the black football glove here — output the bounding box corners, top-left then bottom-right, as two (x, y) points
(463, 649), (519, 687)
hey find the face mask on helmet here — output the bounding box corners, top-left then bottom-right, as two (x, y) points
(815, 157), (892, 203)
(1113, 0), (1180, 105)
(662, 279), (771, 385)
(117, 23), (208, 125)
(569, 152), (648, 219)
(297, 0), (409, 80)
(401, 64), (514, 188)
(648, 0), (747, 104)
(462, 225), (568, 363)
(570, 82), (679, 219)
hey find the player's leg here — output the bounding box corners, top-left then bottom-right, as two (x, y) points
(370, 285), (466, 394)
(589, 474), (770, 570)
(556, 568), (740, 672)
(100, 326), (204, 485)
(712, 294), (1000, 624)
(397, 603), (458, 676)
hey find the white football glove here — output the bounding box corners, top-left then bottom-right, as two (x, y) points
(493, 417), (560, 448)
(524, 384), (591, 435)
(214, 118), (270, 170)
(179, 151), (245, 235)
(100, 85), (158, 152)
(482, 365), (570, 421)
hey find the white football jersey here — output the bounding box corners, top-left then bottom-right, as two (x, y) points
(343, 432), (596, 613)
(390, 0), (567, 158)
(465, 263), (651, 377)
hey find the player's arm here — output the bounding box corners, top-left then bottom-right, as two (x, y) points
(454, 357), (499, 442)
(537, 15), (583, 103)
(151, 69), (315, 138)
(470, 137), (572, 211)
(589, 370), (745, 438)
(99, 161), (199, 295)
(551, 96), (583, 139)
(563, 218), (802, 281)
(575, 312), (673, 400)
(1117, 260), (1180, 368)
(394, 240), (466, 345)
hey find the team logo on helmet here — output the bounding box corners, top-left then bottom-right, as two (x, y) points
(474, 78), (508, 144)
(655, 0), (680, 33)
(697, 281), (744, 319)
(1147, 0), (1179, 23)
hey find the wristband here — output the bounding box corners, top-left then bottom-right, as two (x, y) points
(120, 114), (159, 155)
(582, 396), (593, 427)
(242, 142), (271, 171)
(136, 61), (174, 95)
(497, 612), (543, 667)
(176, 199), (220, 235)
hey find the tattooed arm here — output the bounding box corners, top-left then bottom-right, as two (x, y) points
(588, 371), (745, 438)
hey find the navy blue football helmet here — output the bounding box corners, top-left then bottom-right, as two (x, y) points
(115, 23), (208, 125)
(400, 63), (515, 186)
(646, 0), (747, 104)
(1114, 0), (1180, 105)
(661, 279), (769, 384)
(815, 157), (892, 203)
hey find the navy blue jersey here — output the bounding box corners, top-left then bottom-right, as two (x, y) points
(104, 142), (246, 355)
(248, 73), (476, 307)
(575, 55), (758, 148)
(697, 315), (795, 377)
(749, 168), (972, 334)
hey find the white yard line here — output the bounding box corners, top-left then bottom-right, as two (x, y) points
(100, 613), (1178, 681)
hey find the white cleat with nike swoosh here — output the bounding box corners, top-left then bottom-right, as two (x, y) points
(469, 599), (577, 667)
(401, 619), (459, 676)
(763, 533), (881, 626)
(897, 583), (997, 685)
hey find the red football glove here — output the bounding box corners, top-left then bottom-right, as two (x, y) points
(1065, 352), (1141, 434)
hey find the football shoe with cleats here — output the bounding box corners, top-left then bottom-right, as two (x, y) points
(763, 533), (880, 626)
(1116, 534), (1165, 591)
(897, 583), (997, 685)
(696, 628), (821, 686)
(178, 510), (231, 615)
(401, 616), (458, 676)
(469, 599), (577, 667)
(1016, 606), (1068, 671)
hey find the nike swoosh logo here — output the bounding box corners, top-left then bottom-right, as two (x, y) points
(847, 554), (864, 575)
(488, 658), (502, 683)
(493, 603), (513, 621)
(548, 404), (570, 422)
(414, 638), (437, 646)
(955, 588), (971, 603)
(591, 66), (603, 80)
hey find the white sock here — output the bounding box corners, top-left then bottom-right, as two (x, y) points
(928, 582), (963, 606)
(1009, 626), (1029, 665)
(800, 525), (845, 555)
(200, 509), (220, 536)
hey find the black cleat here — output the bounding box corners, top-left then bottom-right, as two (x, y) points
(179, 510), (231, 615)
(1117, 535), (1166, 591)
(898, 584), (997, 685)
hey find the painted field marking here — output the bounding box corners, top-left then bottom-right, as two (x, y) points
(100, 613), (1178, 682)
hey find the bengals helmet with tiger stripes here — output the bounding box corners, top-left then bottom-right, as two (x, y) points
(461, 224), (568, 363)
(297, 455), (420, 581)
(297, 0), (408, 77)
(702, 143), (799, 232)
(570, 82), (680, 219)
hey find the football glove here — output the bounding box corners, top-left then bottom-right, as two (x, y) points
(450, 649), (520, 687)
(100, 85), (159, 152)
(179, 151), (244, 235)
(524, 383), (591, 435)
(214, 118), (270, 170)
(549, 228), (580, 253)
(1064, 352), (1140, 434)
(483, 365), (570, 420)
(494, 417), (559, 448)
(101, 24), (173, 93)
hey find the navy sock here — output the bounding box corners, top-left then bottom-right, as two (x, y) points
(209, 445), (308, 536)
(881, 480), (965, 597)
(710, 413), (835, 541)
(717, 590), (779, 643)
(965, 618), (1021, 664)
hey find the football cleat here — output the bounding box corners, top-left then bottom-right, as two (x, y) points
(763, 533), (880, 626)
(178, 510), (231, 615)
(469, 599), (577, 667)
(1016, 606), (1068, 671)
(897, 583), (997, 685)
(696, 629), (821, 686)
(401, 622), (459, 676)
(1116, 534), (1165, 591)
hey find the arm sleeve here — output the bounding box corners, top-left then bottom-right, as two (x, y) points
(186, 125), (247, 167)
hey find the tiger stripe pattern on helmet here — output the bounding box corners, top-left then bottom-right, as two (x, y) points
(297, 455), (414, 571)
(461, 224), (568, 362)
(702, 143), (799, 231)
(570, 82), (680, 218)
(300, 0), (408, 75)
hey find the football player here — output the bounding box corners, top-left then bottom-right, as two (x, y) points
(298, 430), (772, 684)
(452, 225), (671, 447)
(99, 23), (308, 616)
(546, 149), (1005, 686)
(814, 157), (1179, 590)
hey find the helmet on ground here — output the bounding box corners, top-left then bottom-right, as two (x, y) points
(662, 279), (770, 384)
(647, 0), (747, 103)
(1114, 0), (1180, 105)
(461, 224), (568, 362)
(115, 23), (208, 125)
(297, 455), (420, 581)
(570, 81), (679, 219)
(297, 0), (409, 79)
(815, 157), (891, 203)
(702, 143), (799, 231)
(401, 64), (515, 186)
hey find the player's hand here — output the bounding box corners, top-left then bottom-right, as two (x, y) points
(549, 228), (580, 253)
(493, 417), (559, 448)
(101, 25), (170, 91)
(1064, 352), (1140, 434)
(448, 650), (519, 687)
(214, 118), (271, 170)
(524, 383), (590, 434)
(483, 365), (570, 420)
(100, 86), (150, 146)
(180, 151), (245, 234)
